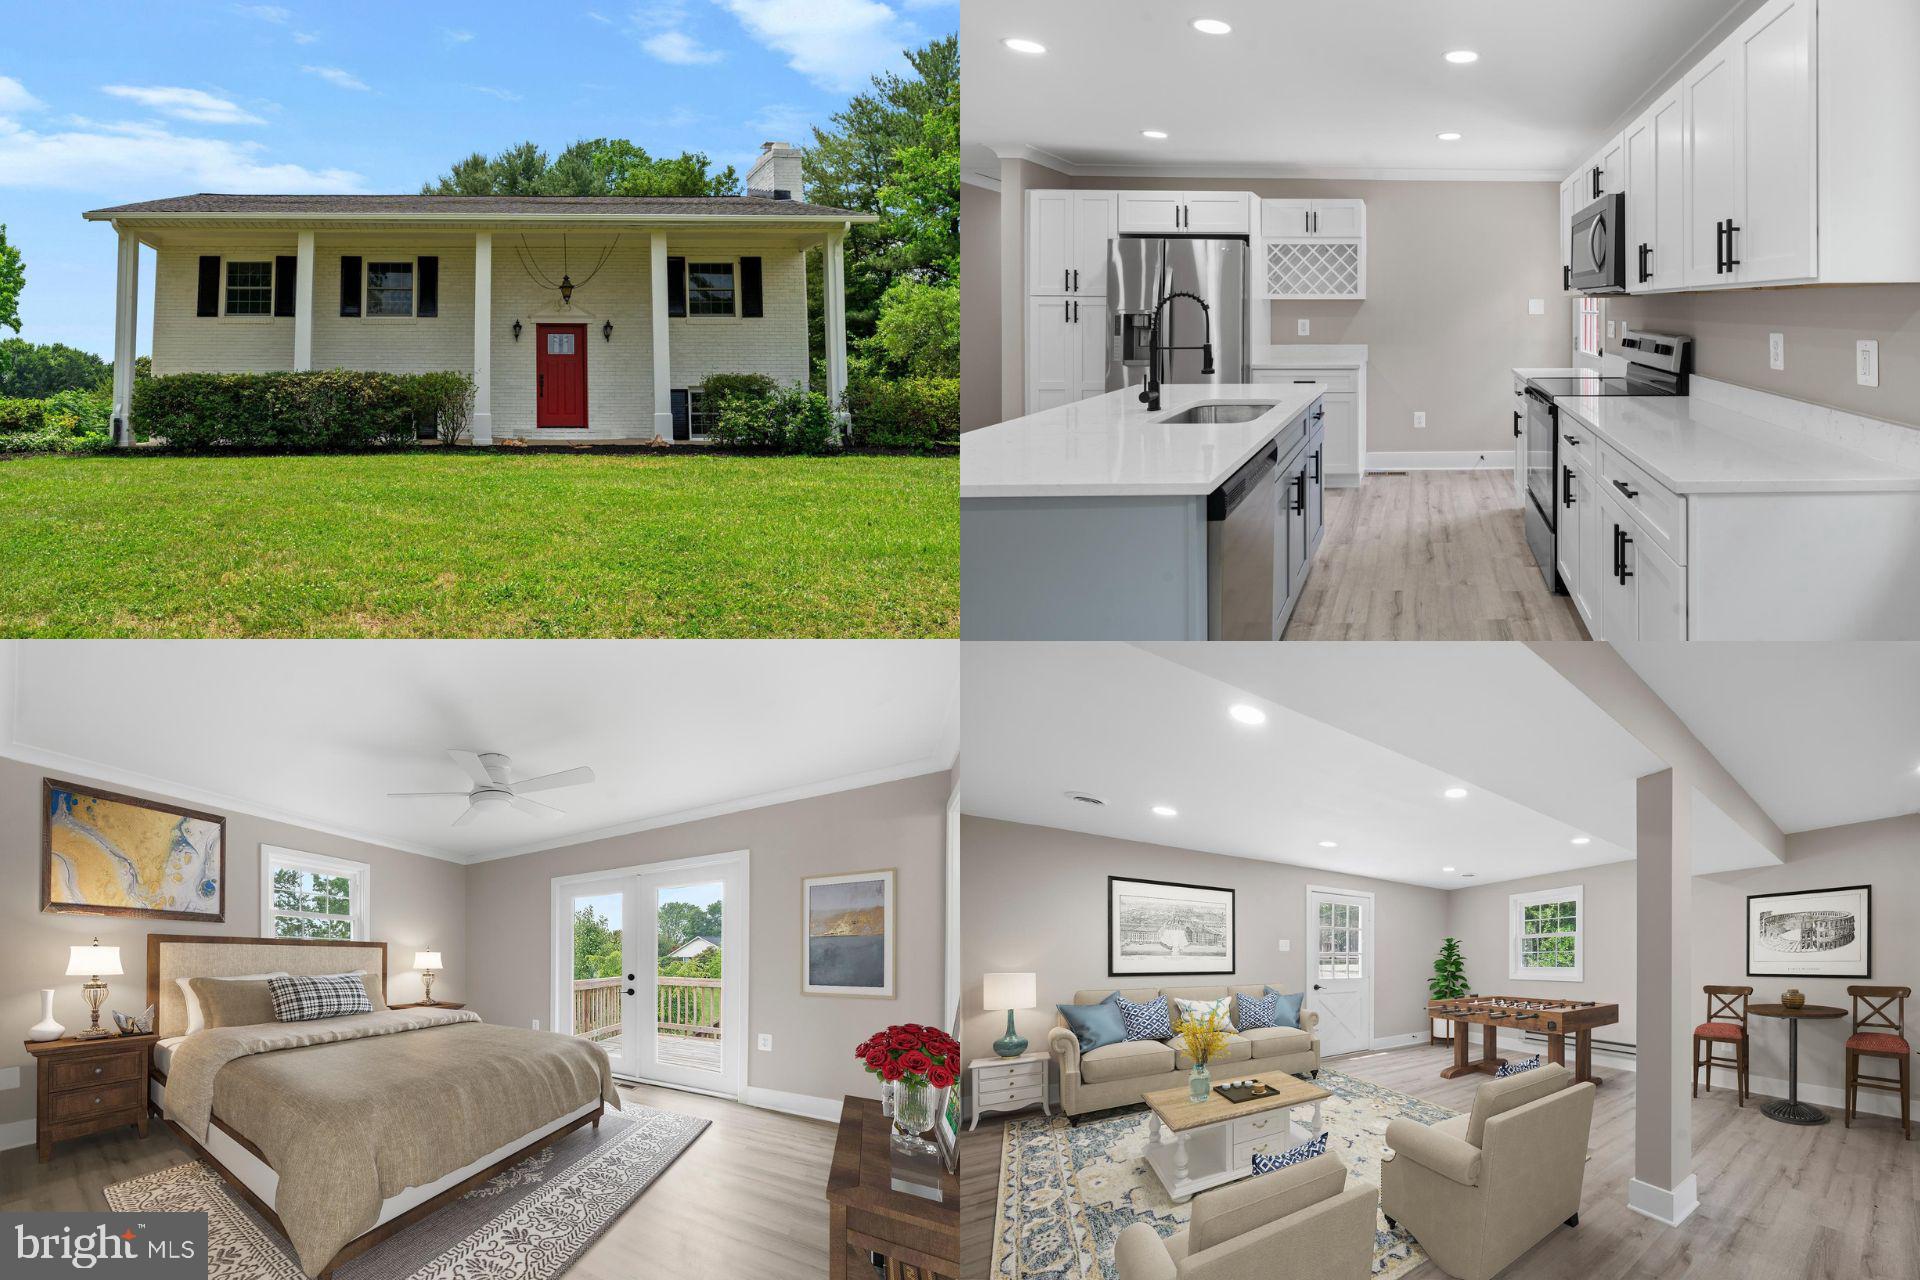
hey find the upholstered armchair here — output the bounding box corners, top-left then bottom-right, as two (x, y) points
(1379, 1063), (1595, 1280)
(1113, 1151), (1375, 1280)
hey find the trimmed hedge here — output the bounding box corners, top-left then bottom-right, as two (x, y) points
(844, 375), (958, 452)
(132, 370), (474, 452)
(708, 383), (839, 454)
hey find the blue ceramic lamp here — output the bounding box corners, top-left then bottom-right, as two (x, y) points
(985, 971), (1037, 1057)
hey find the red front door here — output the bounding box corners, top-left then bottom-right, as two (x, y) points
(535, 324), (588, 428)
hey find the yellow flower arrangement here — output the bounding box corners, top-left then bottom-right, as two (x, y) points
(1176, 1009), (1230, 1067)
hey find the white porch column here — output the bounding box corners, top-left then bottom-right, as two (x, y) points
(292, 229), (315, 371)
(1631, 767), (1698, 1227)
(110, 227), (139, 447)
(825, 225), (849, 413)
(649, 231), (673, 438)
(471, 232), (493, 445)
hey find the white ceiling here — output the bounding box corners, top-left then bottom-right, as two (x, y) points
(1616, 643), (1920, 834)
(0, 641), (959, 863)
(962, 0), (1745, 177)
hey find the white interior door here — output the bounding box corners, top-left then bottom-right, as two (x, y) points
(1307, 887), (1373, 1057)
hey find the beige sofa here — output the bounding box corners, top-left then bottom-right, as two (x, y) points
(1379, 1063), (1595, 1280)
(1114, 1151), (1375, 1280)
(1049, 985), (1321, 1117)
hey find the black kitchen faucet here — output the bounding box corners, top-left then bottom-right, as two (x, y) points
(1140, 290), (1214, 412)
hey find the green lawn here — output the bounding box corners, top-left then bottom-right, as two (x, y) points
(0, 452), (957, 637)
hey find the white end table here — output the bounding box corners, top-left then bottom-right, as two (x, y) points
(968, 1052), (1050, 1129)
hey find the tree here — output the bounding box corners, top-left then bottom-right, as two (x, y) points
(0, 226), (23, 380)
(656, 899), (723, 959)
(0, 340), (109, 398)
(869, 278), (958, 377)
(422, 140), (739, 198)
(590, 140), (739, 197)
(572, 904), (623, 981)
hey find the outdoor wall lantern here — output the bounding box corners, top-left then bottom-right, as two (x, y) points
(602, 319), (614, 342)
(511, 319), (523, 342)
(559, 274), (575, 305)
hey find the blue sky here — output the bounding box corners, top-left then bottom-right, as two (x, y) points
(0, 0), (955, 357)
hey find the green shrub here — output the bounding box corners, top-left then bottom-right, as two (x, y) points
(399, 370), (477, 444)
(132, 370), (472, 452)
(844, 374), (958, 452)
(0, 395), (44, 434)
(869, 278), (959, 378)
(698, 372), (779, 412)
(0, 388), (111, 454)
(708, 384), (839, 454)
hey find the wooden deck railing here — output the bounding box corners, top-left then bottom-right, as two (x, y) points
(573, 977), (623, 1041)
(571, 975), (722, 1042)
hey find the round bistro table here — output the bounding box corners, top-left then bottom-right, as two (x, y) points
(1749, 1003), (1847, 1124)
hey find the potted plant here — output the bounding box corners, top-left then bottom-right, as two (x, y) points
(1177, 1010), (1230, 1103)
(855, 1023), (960, 1153)
(1429, 937), (1471, 1043)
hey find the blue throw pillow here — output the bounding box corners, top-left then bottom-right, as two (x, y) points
(1115, 994), (1174, 1041)
(1496, 1054), (1542, 1079)
(1056, 994), (1127, 1053)
(1263, 987), (1305, 1030)
(1252, 1132), (1328, 1174)
(1237, 992), (1279, 1030)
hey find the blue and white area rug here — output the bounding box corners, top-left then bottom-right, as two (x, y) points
(992, 1069), (1455, 1280)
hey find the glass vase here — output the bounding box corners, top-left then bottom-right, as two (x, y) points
(880, 1075), (895, 1119)
(1189, 1062), (1212, 1104)
(891, 1077), (939, 1154)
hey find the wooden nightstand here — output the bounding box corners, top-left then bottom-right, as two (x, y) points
(968, 1052), (1050, 1130)
(24, 1033), (157, 1162)
(390, 1001), (466, 1010)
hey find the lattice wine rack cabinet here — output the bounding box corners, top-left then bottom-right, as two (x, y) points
(1265, 239), (1366, 300)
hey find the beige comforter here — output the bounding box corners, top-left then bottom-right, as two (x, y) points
(164, 1008), (619, 1276)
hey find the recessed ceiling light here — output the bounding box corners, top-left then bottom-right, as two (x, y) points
(1141, 130), (1168, 139)
(1571, 835), (1592, 845)
(1318, 840), (1339, 848)
(1441, 866), (1456, 873)
(1152, 804), (1178, 817)
(1228, 704), (1267, 726)
(1002, 37), (1046, 55)
(1444, 50), (1479, 64)
(1437, 132), (1463, 142)
(1192, 19), (1232, 35)
(1443, 786), (1468, 799)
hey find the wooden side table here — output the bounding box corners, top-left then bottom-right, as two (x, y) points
(968, 1052), (1049, 1130)
(1749, 1003), (1847, 1125)
(390, 1001), (466, 1010)
(826, 1095), (959, 1280)
(24, 1033), (158, 1162)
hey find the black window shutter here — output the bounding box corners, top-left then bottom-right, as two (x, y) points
(666, 256), (686, 318)
(417, 256), (439, 317)
(339, 254), (362, 317)
(197, 256), (221, 317)
(740, 256), (763, 318)
(671, 389), (691, 440)
(273, 255), (297, 317)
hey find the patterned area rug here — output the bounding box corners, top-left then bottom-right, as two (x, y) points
(104, 1105), (708, 1280)
(992, 1069), (1456, 1280)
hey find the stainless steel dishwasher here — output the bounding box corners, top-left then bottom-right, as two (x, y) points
(1206, 442), (1280, 640)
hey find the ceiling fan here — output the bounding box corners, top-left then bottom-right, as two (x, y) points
(388, 750), (595, 827)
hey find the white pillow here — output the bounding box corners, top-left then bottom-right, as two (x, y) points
(1173, 995), (1237, 1033)
(178, 972), (287, 1035)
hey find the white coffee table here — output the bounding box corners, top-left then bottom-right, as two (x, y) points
(1140, 1072), (1331, 1202)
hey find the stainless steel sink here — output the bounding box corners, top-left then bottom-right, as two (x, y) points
(1157, 402), (1277, 425)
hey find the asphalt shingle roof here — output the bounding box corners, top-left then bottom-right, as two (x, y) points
(85, 192), (871, 219)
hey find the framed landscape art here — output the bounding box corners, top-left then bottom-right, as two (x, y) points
(1746, 884), (1871, 979)
(41, 778), (227, 922)
(1108, 875), (1236, 977)
(803, 868), (894, 997)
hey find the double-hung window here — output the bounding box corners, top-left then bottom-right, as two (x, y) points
(366, 260), (416, 317)
(225, 260), (274, 316)
(262, 845), (371, 940)
(1508, 885), (1583, 981)
(687, 261), (736, 317)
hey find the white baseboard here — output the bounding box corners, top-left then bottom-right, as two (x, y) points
(1369, 1032), (1425, 1052)
(1743, 1072), (1904, 1120)
(1367, 450), (1516, 472)
(0, 1117), (34, 1153)
(1491, 1027), (1639, 1074)
(740, 1086), (842, 1124)
(1627, 1174), (1699, 1226)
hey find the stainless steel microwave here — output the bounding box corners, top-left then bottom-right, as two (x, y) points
(1570, 192), (1626, 293)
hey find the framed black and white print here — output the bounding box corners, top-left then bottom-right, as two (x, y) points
(1108, 876), (1235, 977)
(1746, 884), (1871, 979)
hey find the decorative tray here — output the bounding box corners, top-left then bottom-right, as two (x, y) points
(1213, 1079), (1283, 1104)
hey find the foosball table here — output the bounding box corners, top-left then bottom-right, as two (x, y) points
(1427, 996), (1620, 1086)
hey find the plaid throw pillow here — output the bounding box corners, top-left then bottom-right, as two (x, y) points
(268, 973), (372, 1023)
(1252, 1132), (1328, 1174)
(1237, 992), (1279, 1030)
(1115, 994), (1174, 1041)
(1495, 1054), (1542, 1078)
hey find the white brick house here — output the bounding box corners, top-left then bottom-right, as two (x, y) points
(82, 142), (875, 445)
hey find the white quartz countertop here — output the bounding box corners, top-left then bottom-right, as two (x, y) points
(960, 383), (1326, 498)
(1557, 395), (1920, 494)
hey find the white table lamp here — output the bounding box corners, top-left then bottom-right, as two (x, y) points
(985, 971), (1037, 1058)
(66, 938), (124, 1040)
(414, 951), (444, 1004)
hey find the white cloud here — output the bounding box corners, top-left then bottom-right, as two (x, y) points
(443, 28), (475, 44)
(302, 65), (370, 92)
(293, 31), (319, 44)
(0, 75), (45, 114)
(712, 0), (914, 91)
(586, 10), (614, 23)
(747, 101), (812, 140)
(469, 85), (523, 102)
(100, 85), (266, 126)
(232, 3), (291, 22)
(0, 117), (362, 193)
(632, 2), (725, 66)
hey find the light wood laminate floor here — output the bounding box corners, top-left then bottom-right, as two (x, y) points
(0, 1082), (840, 1278)
(962, 1042), (1917, 1280)
(1286, 470), (1587, 640)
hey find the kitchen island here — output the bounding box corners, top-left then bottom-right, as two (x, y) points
(961, 382), (1326, 639)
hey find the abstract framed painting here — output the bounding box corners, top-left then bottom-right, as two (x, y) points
(41, 778), (226, 922)
(1109, 875), (1236, 977)
(1746, 884), (1871, 979)
(803, 868), (894, 997)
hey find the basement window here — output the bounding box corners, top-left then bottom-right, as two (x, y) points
(1509, 884), (1583, 982)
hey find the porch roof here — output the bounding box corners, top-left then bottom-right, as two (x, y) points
(83, 192), (876, 225)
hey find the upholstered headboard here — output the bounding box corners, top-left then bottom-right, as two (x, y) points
(147, 934), (389, 1039)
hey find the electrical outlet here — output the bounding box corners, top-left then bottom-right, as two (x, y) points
(1769, 332), (1785, 371)
(1858, 339), (1880, 387)
(531, 1018), (540, 1031)
(757, 1033), (773, 1052)
(1413, 411), (1427, 430)
(1276, 939), (1290, 953)
(1297, 318), (1311, 337)
(1606, 320), (1616, 340)
(1528, 298), (1546, 316)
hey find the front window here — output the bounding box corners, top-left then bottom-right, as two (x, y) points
(687, 261), (736, 317)
(225, 260), (273, 316)
(1509, 885), (1583, 981)
(262, 846), (370, 939)
(367, 260), (415, 317)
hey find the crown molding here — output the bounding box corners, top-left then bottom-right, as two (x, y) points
(976, 142), (1562, 183)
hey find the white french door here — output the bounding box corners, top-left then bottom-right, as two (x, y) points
(1306, 886), (1373, 1058)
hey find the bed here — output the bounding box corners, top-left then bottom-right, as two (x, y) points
(146, 934), (617, 1278)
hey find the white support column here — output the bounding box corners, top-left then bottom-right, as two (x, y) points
(650, 232), (673, 439)
(292, 229), (315, 372)
(825, 225), (850, 416)
(1630, 767), (1698, 1228)
(110, 228), (139, 447)
(471, 232), (493, 445)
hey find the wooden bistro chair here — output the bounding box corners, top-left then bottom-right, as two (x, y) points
(1692, 985), (1752, 1105)
(1844, 985), (1911, 1139)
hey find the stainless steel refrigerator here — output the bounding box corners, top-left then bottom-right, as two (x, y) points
(1106, 236), (1249, 393)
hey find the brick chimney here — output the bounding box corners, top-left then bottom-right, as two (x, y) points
(746, 141), (803, 200)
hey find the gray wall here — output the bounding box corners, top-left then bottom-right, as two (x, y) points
(1, 754), (468, 1133)
(463, 771), (950, 1105)
(958, 817), (1450, 1068)
(961, 179), (1003, 432)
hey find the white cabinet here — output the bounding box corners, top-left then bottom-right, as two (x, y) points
(1596, 489), (1687, 641)
(1624, 86), (1684, 292)
(1261, 199), (1367, 300)
(1120, 191), (1250, 235)
(1116, 191), (1184, 235)
(1681, 31), (1741, 287)
(1184, 192), (1253, 234)
(1261, 199), (1364, 239)
(1028, 191), (1115, 296)
(1559, 176), (1579, 291)
(1579, 132), (1626, 203)
(1024, 295), (1108, 414)
(1253, 367), (1365, 487)
(1558, 454), (1599, 633)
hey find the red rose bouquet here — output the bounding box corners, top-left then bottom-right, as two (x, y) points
(855, 1023), (960, 1152)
